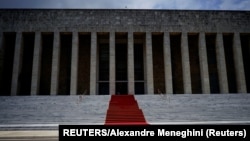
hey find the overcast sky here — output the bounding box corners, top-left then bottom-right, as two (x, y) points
(0, 0), (249, 10)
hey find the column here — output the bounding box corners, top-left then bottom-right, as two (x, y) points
(163, 32), (173, 94)
(70, 32), (79, 95)
(199, 32), (210, 94)
(89, 32), (97, 95)
(11, 32), (22, 96)
(216, 33), (229, 93)
(50, 32), (60, 95)
(109, 32), (115, 95)
(128, 32), (135, 94)
(31, 32), (42, 95)
(145, 32), (154, 94)
(181, 32), (192, 94)
(233, 32), (247, 93)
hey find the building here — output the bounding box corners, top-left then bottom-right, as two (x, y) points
(0, 9), (249, 96)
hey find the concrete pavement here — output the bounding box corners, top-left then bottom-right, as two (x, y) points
(0, 130), (57, 141)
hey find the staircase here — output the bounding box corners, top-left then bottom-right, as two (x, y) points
(105, 95), (148, 125)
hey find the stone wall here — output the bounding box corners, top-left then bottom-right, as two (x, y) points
(0, 9), (250, 32)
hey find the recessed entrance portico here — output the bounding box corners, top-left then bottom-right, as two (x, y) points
(0, 9), (249, 96)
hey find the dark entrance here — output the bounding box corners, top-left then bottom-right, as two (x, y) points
(206, 34), (220, 93)
(0, 32), (15, 95)
(39, 33), (53, 95)
(116, 82), (128, 95)
(170, 33), (184, 94)
(97, 33), (110, 95)
(115, 33), (128, 95)
(134, 33), (145, 95)
(19, 33), (35, 95)
(134, 43), (145, 94)
(98, 43), (110, 95)
(115, 43), (128, 94)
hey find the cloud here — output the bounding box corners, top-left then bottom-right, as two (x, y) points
(220, 0), (250, 10)
(0, 0), (63, 8)
(0, 0), (249, 10)
(201, 0), (222, 10)
(166, 0), (203, 10)
(57, 0), (165, 9)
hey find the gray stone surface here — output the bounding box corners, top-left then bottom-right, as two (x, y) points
(10, 32), (22, 96)
(128, 32), (134, 94)
(0, 94), (249, 130)
(181, 32), (192, 94)
(0, 130), (58, 141)
(233, 32), (247, 93)
(136, 94), (250, 124)
(31, 32), (42, 96)
(89, 32), (97, 95)
(0, 95), (110, 127)
(109, 32), (115, 95)
(70, 31), (79, 95)
(216, 33), (229, 93)
(145, 32), (154, 94)
(0, 9), (250, 33)
(50, 32), (60, 95)
(199, 32), (210, 94)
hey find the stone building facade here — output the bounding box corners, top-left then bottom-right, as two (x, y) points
(0, 9), (249, 95)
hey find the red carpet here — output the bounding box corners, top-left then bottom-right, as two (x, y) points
(105, 95), (148, 125)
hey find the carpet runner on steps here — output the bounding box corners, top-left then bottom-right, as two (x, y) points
(105, 95), (148, 125)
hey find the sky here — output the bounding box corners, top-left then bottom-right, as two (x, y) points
(0, 0), (249, 10)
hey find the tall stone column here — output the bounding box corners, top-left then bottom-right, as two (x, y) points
(31, 32), (42, 95)
(181, 32), (192, 94)
(90, 32), (97, 95)
(145, 32), (154, 94)
(163, 32), (173, 94)
(11, 32), (22, 96)
(109, 32), (115, 95)
(50, 32), (60, 95)
(216, 33), (229, 93)
(128, 32), (135, 94)
(199, 32), (210, 94)
(233, 32), (247, 93)
(70, 32), (79, 95)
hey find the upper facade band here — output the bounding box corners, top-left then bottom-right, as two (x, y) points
(0, 9), (250, 32)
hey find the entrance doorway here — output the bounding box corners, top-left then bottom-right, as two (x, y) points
(115, 33), (128, 95)
(116, 82), (128, 95)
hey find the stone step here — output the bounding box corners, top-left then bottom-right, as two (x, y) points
(0, 94), (249, 130)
